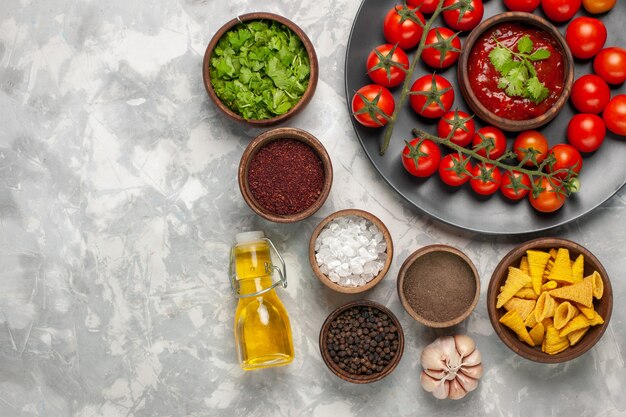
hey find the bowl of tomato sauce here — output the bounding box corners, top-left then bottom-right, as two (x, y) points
(458, 12), (574, 132)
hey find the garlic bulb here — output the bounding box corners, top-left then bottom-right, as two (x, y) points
(420, 335), (483, 400)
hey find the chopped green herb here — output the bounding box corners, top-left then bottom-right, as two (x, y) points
(209, 20), (310, 120)
(488, 35), (551, 104)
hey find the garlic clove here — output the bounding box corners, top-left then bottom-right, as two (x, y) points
(420, 345), (447, 371)
(432, 379), (451, 400)
(461, 348), (482, 367)
(448, 378), (468, 400)
(424, 368), (448, 380)
(420, 372), (442, 393)
(460, 363), (484, 380)
(439, 336), (462, 368)
(454, 334), (476, 358)
(456, 369), (480, 393)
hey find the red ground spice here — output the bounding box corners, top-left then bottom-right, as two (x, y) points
(247, 139), (325, 215)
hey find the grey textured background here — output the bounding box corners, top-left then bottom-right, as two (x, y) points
(0, 0), (624, 416)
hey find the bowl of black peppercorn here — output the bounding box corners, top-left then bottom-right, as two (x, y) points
(319, 300), (404, 384)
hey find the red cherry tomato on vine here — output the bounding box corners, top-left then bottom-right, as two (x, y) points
(547, 144), (583, 179)
(603, 95), (626, 136)
(571, 74), (610, 114)
(366, 44), (410, 88)
(442, 0), (484, 31)
(402, 138), (441, 178)
(383, 5), (426, 50)
(541, 0), (581, 22)
(407, 0), (439, 14)
(504, 0), (540, 12)
(594, 47), (626, 85)
(567, 114), (606, 153)
(470, 163), (501, 196)
(472, 126), (507, 159)
(529, 177), (565, 213)
(513, 130), (548, 166)
(437, 110), (475, 147)
(565, 17), (607, 60)
(422, 27), (461, 69)
(409, 74), (455, 119)
(500, 171), (531, 201)
(351, 85), (395, 128)
(438, 153), (472, 186)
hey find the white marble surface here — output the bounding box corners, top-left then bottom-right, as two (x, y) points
(0, 0), (625, 416)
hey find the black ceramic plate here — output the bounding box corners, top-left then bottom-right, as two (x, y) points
(345, 0), (626, 234)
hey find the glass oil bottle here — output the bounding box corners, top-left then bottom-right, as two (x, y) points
(229, 231), (294, 370)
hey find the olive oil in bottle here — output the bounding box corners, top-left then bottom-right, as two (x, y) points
(231, 231), (294, 370)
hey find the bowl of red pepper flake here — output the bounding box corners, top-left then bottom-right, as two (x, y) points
(238, 127), (333, 222)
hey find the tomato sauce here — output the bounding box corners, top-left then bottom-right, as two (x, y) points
(468, 23), (565, 121)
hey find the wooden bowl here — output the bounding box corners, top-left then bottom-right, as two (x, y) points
(238, 127), (332, 223)
(319, 300), (404, 384)
(397, 245), (480, 328)
(458, 12), (574, 132)
(202, 12), (319, 126)
(487, 237), (613, 363)
(309, 209), (393, 294)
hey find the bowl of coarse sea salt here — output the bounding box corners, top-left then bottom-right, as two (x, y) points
(308, 209), (393, 294)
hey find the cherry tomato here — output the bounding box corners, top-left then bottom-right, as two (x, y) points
(529, 177), (565, 213)
(383, 5), (426, 50)
(513, 130), (548, 166)
(470, 163), (501, 195)
(500, 171), (531, 200)
(570, 74), (610, 114)
(351, 85), (395, 128)
(437, 110), (475, 147)
(409, 74), (455, 119)
(503, 0), (541, 12)
(438, 153), (472, 186)
(594, 47), (626, 85)
(547, 144), (583, 179)
(541, 0), (581, 22)
(472, 126), (507, 159)
(603, 94), (626, 136)
(442, 0), (484, 32)
(408, 0), (439, 14)
(422, 27), (461, 69)
(366, 44), (410, 88)
(402, 138), (442, 177)
(582, 0), (616, 13)
(565, 17), (607, 60)
(567, 114), (606, 153)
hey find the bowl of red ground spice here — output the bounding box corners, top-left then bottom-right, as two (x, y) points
(397, 245), (480, 328)
(238, 127), (332, 222)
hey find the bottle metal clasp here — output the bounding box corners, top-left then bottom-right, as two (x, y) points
(229, 238), (287, 298)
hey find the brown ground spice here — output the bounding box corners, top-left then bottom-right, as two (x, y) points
(248, 139), (324, 215)
(403, 251), (476, 323)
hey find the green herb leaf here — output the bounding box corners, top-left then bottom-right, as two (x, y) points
(525, 76), (550, 103)
(529, 48), (551, 61)
(489, 47), (513, 71)
(517, 35), (534, 54)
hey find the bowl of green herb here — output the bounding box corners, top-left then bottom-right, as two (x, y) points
(203, 12), (318, 126)
(458, 12), (574, 132)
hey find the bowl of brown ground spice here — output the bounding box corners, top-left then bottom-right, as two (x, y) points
(238, 127), (333, 223)
(397, 245), (480, 328)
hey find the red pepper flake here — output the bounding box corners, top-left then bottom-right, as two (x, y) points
(248, 139), (325, 215)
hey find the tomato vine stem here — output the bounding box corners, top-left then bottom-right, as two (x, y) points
(411, 127), (579, 196)
(379, 0), (448, 156)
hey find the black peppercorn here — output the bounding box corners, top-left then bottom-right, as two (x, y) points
(325, 306), (400, 376)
